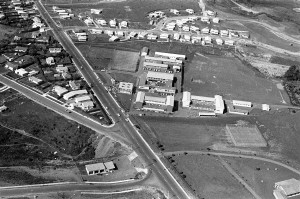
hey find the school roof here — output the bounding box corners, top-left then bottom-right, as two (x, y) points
(166, 95), (174, 106)
(146, 71), (174, 81)
(75, 95), (91, 102)
(135, 91), (145, 103)
(144, 95), (166, 104)
(275, 178), (300, 196)
(143, 62), (168, 69)
(85, 163), (105, 171)
(104, 161), (115, 170)
(54, 86), (68, 96)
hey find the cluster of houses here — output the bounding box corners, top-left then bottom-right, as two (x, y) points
(148, 8), (196, 18)
(0, 0), (37, 26)
(52, 6), (74, 19)
(94, 18), (128, 28)
(73, 29), (88, 41)
(53, 86), (94, 111)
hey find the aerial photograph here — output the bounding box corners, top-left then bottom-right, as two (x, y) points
(0, 0), (300, 198)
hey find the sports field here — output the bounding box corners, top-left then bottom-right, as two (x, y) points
(110, 50), (139, 72)
(59, 19), (86, 27)
(223, 156), (300, 199)
(226, 124), (267, 147)
(173, 154), (253, 199)
(184, 55), (290, 105)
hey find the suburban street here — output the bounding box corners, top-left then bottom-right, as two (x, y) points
(35, 1), (192, 198)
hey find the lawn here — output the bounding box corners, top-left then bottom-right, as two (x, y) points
(0, 24), (17, 40)
(110, 50), (140, 72)
(59, 19), (87, 27)
(223, 156), (300, 199)
(184, 54), (291, 105)
(172, 154), (253, 199)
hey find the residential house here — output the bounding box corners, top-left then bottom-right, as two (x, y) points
(5, 62), (19, 71)
(0, 105), (7, 112)
(46, 57), (55, 65)
(53, 85), (68, 96)
(15, 68), (28, 76)
(118, 82), (133, 94)
(15, 46), (28, 52)
(29, 76), (43, 85)
(62, 72), (71, 79)
(56, 66), (68, 73)
(69, 80), (80, 90)
(49, 48), (62, 54)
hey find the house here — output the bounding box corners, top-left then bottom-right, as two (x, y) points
(80, 100), (94, 110)
(205, 10), (215, 16)
(190, 26), (199, 31)
(274, 178), (300, 198)
(97, 19), (107, 26)
(120, 21), (127, 28)
(28, 70), (39, 76)
(186, 9), (194, 14)
(104, 161), (115, 172)
(5, 62), (19, 71)
(147, 34), (157, 40)
(203, 36), (212, 44)
(210, 28), (219, 35)
(182, 91), (191, 107)
(91, 9), (102, 14)
(36, 37), (49, 43)
(212, 17), (220, 23)
(63, 89), (88, 100)
(262, 104), (270, 111)
(15, 46), (28, 52)
(69, 80), (80, 90)
(240, 32), (250, 39)
(109, 36), (119, 42)
(109, 19), (117, 27)
(62, 72), (71, 79)
(201, 16), (209, 22)
(15, 68), (28, 76)
(29, 76), (43, 85)
(201, 27), (210, 34)
(216, 38), (223, 45)
(182, 25), (190, 32)
(53, 85), (68, 96)
(173, 33), (180, 40)
(85, 162), (105, 175)
(31, 32), (40, 38)
(118, 82), (133, 94)
(220, 30), (229, 37)
(75, 95), (91, 103)
(160, 33), (169, 39)
(56, 66), (68, 73)
(170, 9), (180, 15)
(49, 48), (62, 54)
(225, 40), (234, 46)
(0, 105), (7, 112)
(46, 57), (55, 65)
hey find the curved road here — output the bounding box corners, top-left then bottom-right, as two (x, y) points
(164, 151), (300, 175)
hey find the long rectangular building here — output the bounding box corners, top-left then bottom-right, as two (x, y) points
(146, 71), (174, 82)
(154, 52), (186, 60)
(144, 55), (182, 65)
(63, 89), (88, 100)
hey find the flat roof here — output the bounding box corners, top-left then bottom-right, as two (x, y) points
(104, 161), (115, 170)
(191, 95), (215, 102)
(85, 162), (105, 171)
(155, 52), (186, 59)
(135, 91), (145, 103)
(63, 89), (88, 100)
(275, 179), (300, 196)
(145, 95), (166, 104)
(144, 55), (182, 64)
(119, 82), (133, 90)
(147, 71), (174, 81)
(143, 62), (168, 68)
(75, 95), (90, 102)
(183, 91), (191, 102)
(166, 95), (174, 106)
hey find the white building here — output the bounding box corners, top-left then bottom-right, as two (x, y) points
(210, 28), (219, 35)
(46, 57), (55, 65)
(190, 26), (199, 31)
(15, 68), (28, 76)
(160, 33), (169, 39)
(186, 9), (194, 14)
(29, 76), (43, 85)
(104, 161), (115, 172)
(216, 38), (223, 45)
(182, 25), (190, 32)
(173, 33), (180, 40)
(109, 19), (117, 27)
(53, 86), (69, 96)
(225, 40), (234, 46)
(120, 21), (128, 28)
(214, 95), (224, 114)
(75, 95), (91, 103)
(118, 82), (133, 94)
(182, 91), (191, 107)
(63, 90), (88, 100)
(201, 27), (210, 34)
(205, 10), (215, 16)
(262, 104), (270, 111)
(97, 19), (107, 26)
(212, 17), (220, 23)
(91, 9), (102, 14)
(274, 178), (300, 198)
(170, 9), (180, 15)
(232, 100), (252, 107)
(154, 52), (186, 60)
(201, 16), (209, 22)
(220, 30), (229, 37)
(85, 163), (105, 175)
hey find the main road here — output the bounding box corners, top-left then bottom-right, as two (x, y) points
(36, 1), (192, 199)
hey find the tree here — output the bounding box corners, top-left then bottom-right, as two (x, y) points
(284, 65), (300, 81)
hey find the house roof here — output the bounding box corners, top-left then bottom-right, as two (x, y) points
(119, 82), (133, 90)
(15, 46), (28, 51)
(147, 71), (174, 81)
(85, 163), (105, 171)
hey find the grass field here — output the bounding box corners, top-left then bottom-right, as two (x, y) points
(59, 18), (87, 27)
(110, 50), (139, 72)
(172, 154), (253, 199)
(223, 156), (300, 199)
(0, 24), (17, 40)
(184, 54), (290, 105)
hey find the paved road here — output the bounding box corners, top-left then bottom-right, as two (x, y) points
(0, 181), (145, 197)
(36, 1), (192, 198)
(0, 75), (130, 147)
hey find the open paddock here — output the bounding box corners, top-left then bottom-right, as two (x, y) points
(223, 156), (300, 199)
(172, 154), (253, 199)
(184, 55), (290, 105)
(110, 50), (140, 72)
(59, 19), (87, 27)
